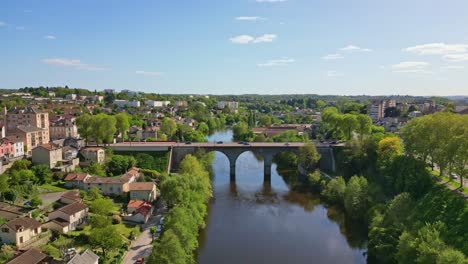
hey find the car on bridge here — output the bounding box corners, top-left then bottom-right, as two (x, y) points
(216, 141), (223, 144)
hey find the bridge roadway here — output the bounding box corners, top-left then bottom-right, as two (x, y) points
(109, 141), (340, 182)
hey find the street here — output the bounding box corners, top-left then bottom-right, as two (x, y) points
(122, 204), (166, 264)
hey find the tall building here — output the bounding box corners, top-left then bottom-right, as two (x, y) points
(217, 101), (239, 112)
(368, 99), (396, 121)
(4, 106), (49, 132)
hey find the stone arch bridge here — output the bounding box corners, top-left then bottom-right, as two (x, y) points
(109, 142), (338, 182)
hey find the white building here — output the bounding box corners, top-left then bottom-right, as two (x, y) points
(145, 100), (170, 108)
(122, 89), (139, 97)
(114, 100), (141, 108)
(217, 101), (239, 112)
(65, 94), (77, 100)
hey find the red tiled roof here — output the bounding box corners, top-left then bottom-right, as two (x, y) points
(135, 204), (152, 217)
(56, 202), (87, 216)
(129, 182), (155, 191)
(4, 217), (42, 231)
(61, 190), (81, 201)
(64, 173), (90, 182)
(36, 143), (61, 151)
(6, 248), (49, 264)
(127, 200), (151, 209)
(86, 176), (130, 184)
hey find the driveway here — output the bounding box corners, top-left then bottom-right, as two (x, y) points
(122, 205), (166, 264)
(39, 191), (67, 210)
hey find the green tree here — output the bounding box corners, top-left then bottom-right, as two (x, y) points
(344, 176), (368, 220)
(76, 114), (94, 144)
(90, 225), (124, 259)
(0, 174), (8, 200)
(31, 165), (52, 184)
(436, 248), (467, 264)
(298, 142), (321, 172)
(356, 114), (372, 142)
(115, 112), (130, 141)
(161, 118), (177, 138)
(197, 122), (209, 135)
(148, 230), (186, 264)
(89, 197), (115, 216)
(322, 177), (346, 205)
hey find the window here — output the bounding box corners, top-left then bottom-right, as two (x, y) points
(1, 228), (9, 233)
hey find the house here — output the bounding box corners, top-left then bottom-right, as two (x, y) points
(9, 126), (50, 156)
(0, 202), (33, 221)
(63, 146), (78, 160)
(128, 182), (158, 202)
(60, 190), (81, 204)
(217, 101), (239, 113)
(47, 202), (88, 233)
(145, 100), (170, 108)
(0, 138), (14, 158)
(63, 137), (85, 149)
(114, 100), (140, 108)
(67, 249), (99, 264)
(84, 176), (134, 196)
(127, 200), (152, 214)
(49, 116), (79, 140)
(6, 248), (51, 264)
(31, 143), (62, 168)
(0, 217), (42, 247)
(80, 147), (105, 164)
(63, 173), (92, 189)
(124, 200), (153, 224)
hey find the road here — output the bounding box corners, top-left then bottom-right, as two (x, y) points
(122, 205), (166, 264)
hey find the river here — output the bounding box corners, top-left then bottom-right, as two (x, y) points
(196, 130), (367, 264)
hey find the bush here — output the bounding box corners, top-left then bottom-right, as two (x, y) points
(112, 215), (122, 224)
(322, 177), (346, 205)
(30, 196), (43, 207)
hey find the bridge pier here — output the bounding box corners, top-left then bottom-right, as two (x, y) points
(263, 154), (273, 182)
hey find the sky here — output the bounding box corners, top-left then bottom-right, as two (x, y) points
(1, 0), (468, 96)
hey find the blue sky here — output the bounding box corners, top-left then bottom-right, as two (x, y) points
(1, 0), (468, 95)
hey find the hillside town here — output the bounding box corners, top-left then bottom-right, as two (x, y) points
(0, 87), (466, 264)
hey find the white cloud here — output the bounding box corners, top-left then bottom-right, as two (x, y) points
(235, 16), (265, 22)
(230, 34), (277, 44)
(135, 70), (162, 76)
(44, 35), (56, 40)
(253, 34), (277, 43)
(256, 0), (287, 2)
(340, 45), (372, 52)
(258, 58), (294, 67)
(403, 43), (468, 55)
(391, 61), (430, 73)
(322, 54), (344, 60)
(230, 35), (255, 44)
(443, 53), (468, 62)
(440, 65), (464, 70)
(42, 58), (107, 71)
(0, 21), (6, 27)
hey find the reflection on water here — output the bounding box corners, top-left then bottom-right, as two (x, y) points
(197, 131), (367, 264)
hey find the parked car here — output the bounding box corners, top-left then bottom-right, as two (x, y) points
(156, 225), (162, 233)
(451, 173), (459, 179)
(159, 217), (165, 225)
